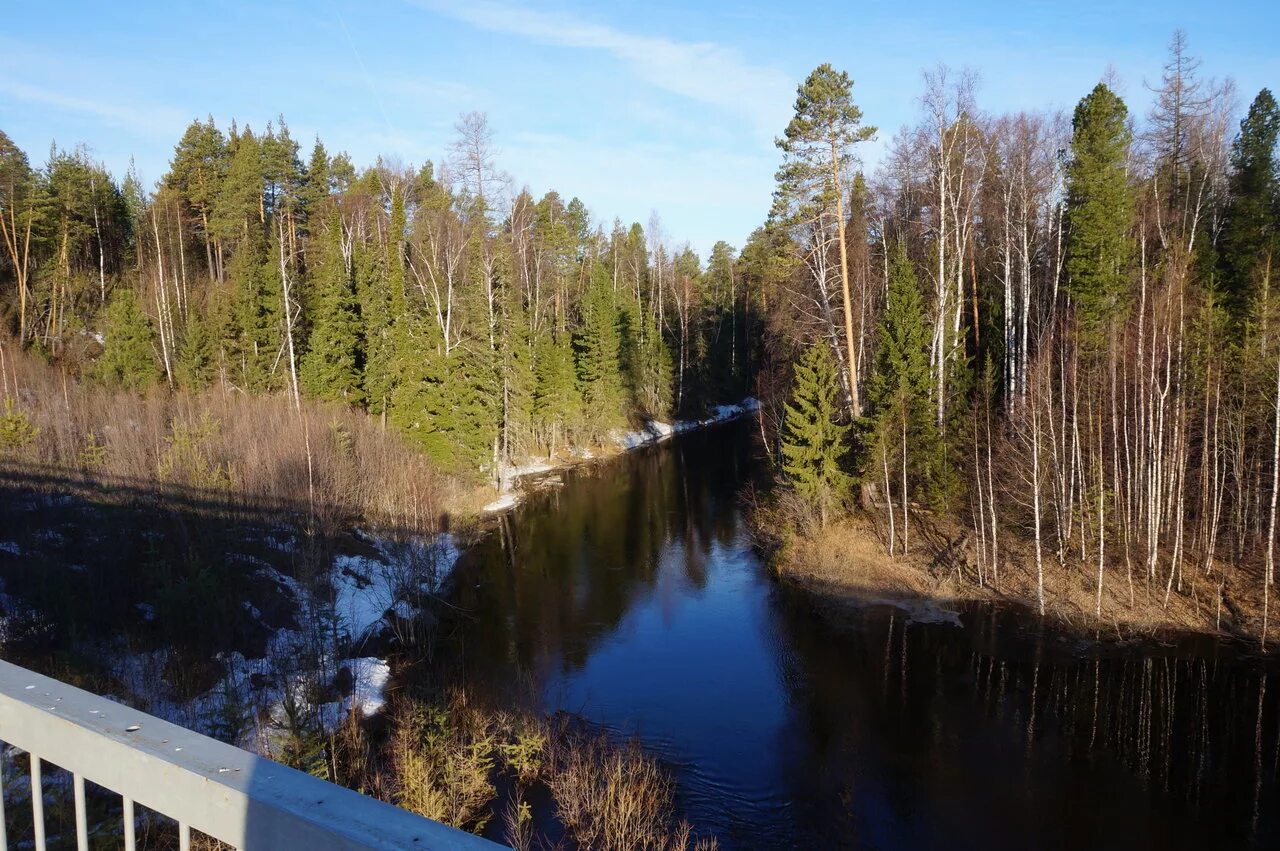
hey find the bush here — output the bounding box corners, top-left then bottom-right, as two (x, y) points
(0, 395), (38, 457)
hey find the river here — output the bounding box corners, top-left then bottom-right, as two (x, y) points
(437, 418), (1280, 849)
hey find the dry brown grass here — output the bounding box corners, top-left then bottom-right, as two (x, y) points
(544, 725), (717, 851)
(378, 689), (717, 849)
(761, 501), (1275, 646)
(0, 340), (484, 532)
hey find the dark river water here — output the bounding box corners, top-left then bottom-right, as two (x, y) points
(442, 419), (1280, 849)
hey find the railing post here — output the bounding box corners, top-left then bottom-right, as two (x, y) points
(0, 742), (8, 851)
(122, 797), (136, 851)
(74, 773), (89, 851)
(29, 754), (44, 851)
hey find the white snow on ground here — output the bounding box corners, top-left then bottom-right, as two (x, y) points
(486, 398), (761, 514)
(0, 542), (19, 556)
(102, 530), (460, 753)
(613, 419), (676, 450)
(339, 657), (391, 718)
(333, 531), (460, 645)
(483, 492), (519, 512)
(483, 459), (559, 512)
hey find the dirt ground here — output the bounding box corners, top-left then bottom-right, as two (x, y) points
(767, 509), (1278, 647)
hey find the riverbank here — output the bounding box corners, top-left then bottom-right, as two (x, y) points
(760, 509), (1275, 647)
(482, 399), (761, 513)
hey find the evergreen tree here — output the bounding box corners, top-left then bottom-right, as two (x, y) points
(575, 262), (623, 429)
(775, 63), (876, 416)
(300, 217), (363, 403)
(300, 139), (331, 235)
(1221, 89), (1280, 332)
(389, 317), (496, 475)
(176, 311), (216, 389)
(363, 185), (405, 415)
(534, 331), (581, 456)
(781, 341), (853, 526)
(165, 117), (227, 275)
(227, 233), (281, 391)
(498, 281), (535, 460)
(866, 245), (945, 506)
(95, 288), (157, 390)
(1064, 83), (1134, 339)
(211, 126), (263, 246)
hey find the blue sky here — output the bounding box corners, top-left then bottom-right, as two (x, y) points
(3, 1), (1277, 256)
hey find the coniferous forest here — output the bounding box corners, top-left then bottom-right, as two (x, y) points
(0, 106), (757, 476)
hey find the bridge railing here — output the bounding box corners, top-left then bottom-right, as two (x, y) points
(0, 658), (503, 850)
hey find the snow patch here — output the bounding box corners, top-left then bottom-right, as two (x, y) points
(333, 532), (461, 645)
(612, 419), (675, 450)
(483, 492), (519, 513)
(0, 542), (20, 556)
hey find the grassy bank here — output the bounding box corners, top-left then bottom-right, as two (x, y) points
(754, 501), (1274, 647)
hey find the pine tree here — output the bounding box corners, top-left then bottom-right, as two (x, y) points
(1065, 83), (1134, 339)
(781, 341), (853, 526)
(1221, 89), (1280, 332)
(95, 287), (157, 390)
(165, 117), (227, 277)
(775, 63), (876, 416)
(211, 126), (263, 247)
(300, 217), (363, 403)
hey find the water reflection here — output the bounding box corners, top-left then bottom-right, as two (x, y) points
(432, 421), (1280, 849)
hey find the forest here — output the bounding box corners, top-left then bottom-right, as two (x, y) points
(0, 108), (755, 488)
(758, 30), (1280, 643)
(3, 27), (1280, 642)
(3, 20), (1280, 848)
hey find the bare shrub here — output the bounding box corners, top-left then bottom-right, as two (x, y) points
(545, 726), (716, 851)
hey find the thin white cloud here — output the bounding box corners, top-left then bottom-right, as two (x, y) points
(409, 0), (794, 137)
(0, 78), (188, 139)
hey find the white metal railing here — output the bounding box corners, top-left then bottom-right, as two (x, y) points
(0, 659), (504, 850)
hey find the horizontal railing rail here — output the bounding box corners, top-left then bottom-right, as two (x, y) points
(0, 659), (504, 850)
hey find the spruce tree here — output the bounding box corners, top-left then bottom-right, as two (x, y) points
(534, 331), (581, 456)
(867, 245), (944, 506)
(389, 317), (496, 475)
(362, 185), (405, 416)
(1064, 83), (1134, 340)
(781, 340), (853, 526)
(300, 217), (363, 403)
(1221, 89), (1280, 332)
(175, 311), (216, 390)
(227, 233), (281, 392)
(499, 281), (535, 460)
(96, 288), (157, 390)
(575, 262), (623, 430)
